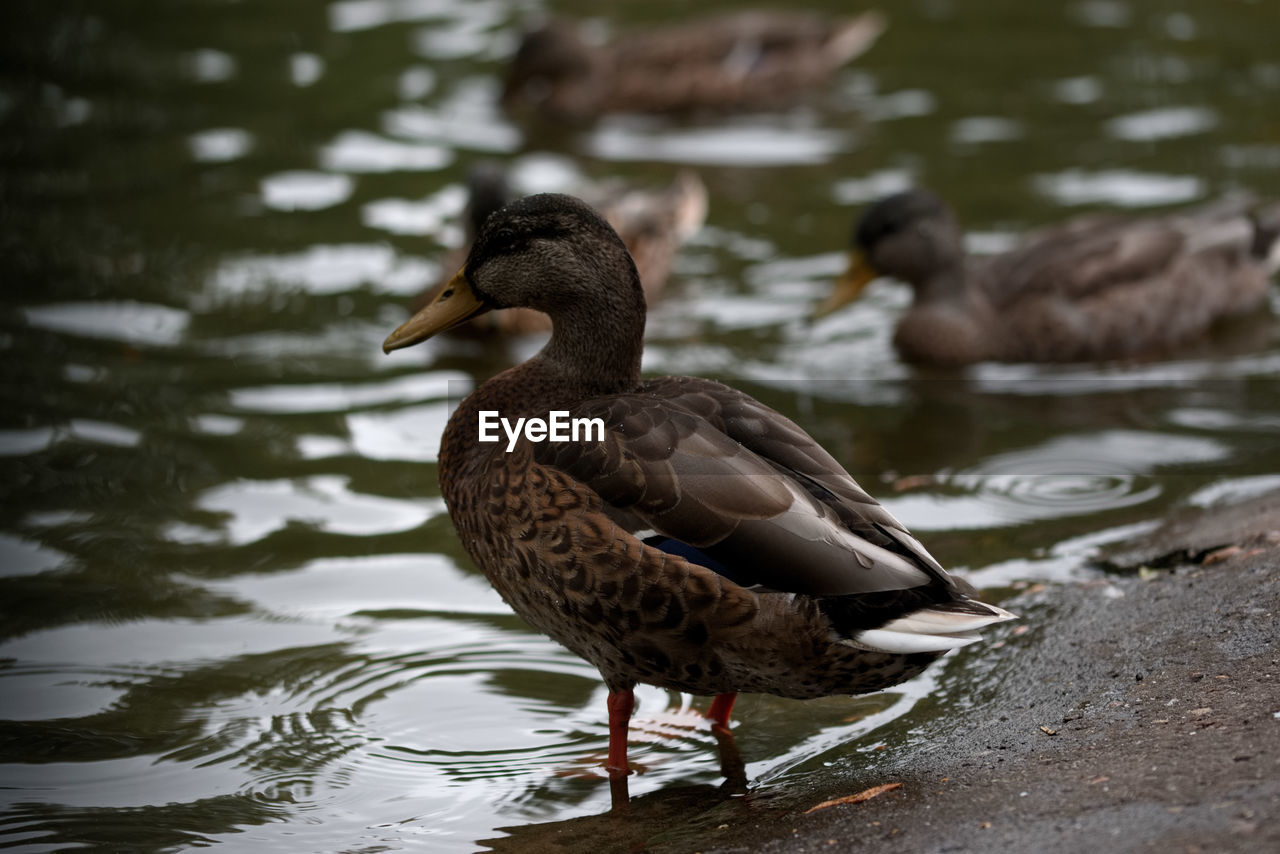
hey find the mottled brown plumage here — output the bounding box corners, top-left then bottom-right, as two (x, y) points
(502, 11), (886, 120)
(384, 194), (1013, 784)
(412, 166), (706, 335)
(820, 189), (1280, 365)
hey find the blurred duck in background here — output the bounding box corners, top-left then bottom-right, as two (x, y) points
(818, 189), (1280, 366)
(502, 10), (886, 120)
(412, 164), (707, 335)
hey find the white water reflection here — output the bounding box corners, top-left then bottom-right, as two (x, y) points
(398, 65), (436, 100)
(193, 475), (439, 545)
(950, 116), (1023, 145)
(188, 127), (253, 162)
(1071, 0), (1132, 28)
(329, 0), (462, 34)
(363, 183), (466, 236)
(0, 428), (55, 456)
(185, 48), (236, 82)
(230, 371), (468, 413)
(290, 52), (325, 87)
(0, 618), (346, 667)
(192, 414), (245, 436)
(1186, 474), (1280, 508)
(23, 300), (190, 346)
(1033, 168), (1203, 207)
(1106, 106), (1217, 141)
(0, 667), (127, 721)
(260, 170), (354, 211)
(411, 5), (506, 60)
(587, 118), (847, 166)
(67, 419), (141, 448)
(210, 552), (500, 619)
(348, 402), (454, 462)
(0, 533), (66, 577)
(863, 88), (936, 121)
(965, 519), (1159, 588)
(1054, 75), (1103, 104)
(321, 129), (452, 173)
(384, 94), (524, 154)
(209, 244), (435, 298)
(832, 168), (915, 204)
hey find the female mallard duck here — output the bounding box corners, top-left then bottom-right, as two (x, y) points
(384, 194), (1014, 783)
(502, 11), (886, 120)
(819, 188), (1280, 366)
(412, 166), (706, 335)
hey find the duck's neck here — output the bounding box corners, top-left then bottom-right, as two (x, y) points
(914, 264), (970, 305)
(534, 302), (644, 395)
(441, 273), (646, 481)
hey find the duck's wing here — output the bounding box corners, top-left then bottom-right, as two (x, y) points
(979, 216), (1187, 306)
(615, 11), (884, 68)
(980, 197), (1273, 307)
(533, 377), (952, 600)
(606, 12), (885, 112)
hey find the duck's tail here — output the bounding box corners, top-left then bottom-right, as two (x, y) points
(848, 599), (1018, 654)
(1249, 202), (1280, 275)
(825, 10), (888, 68)
(667, 169), (709, 242)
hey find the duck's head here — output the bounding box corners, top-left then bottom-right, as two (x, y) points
(383, 193), (644, 353)
(817, 189), (964, 316)
(501, 21), (596, 113)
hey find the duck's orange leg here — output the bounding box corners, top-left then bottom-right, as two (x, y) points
(605, 689), (635, 809)
(706, 692), (737, 731)
(605, 689), (635, 777)
(706, 693), (745, 785)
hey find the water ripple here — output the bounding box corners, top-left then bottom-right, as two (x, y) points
(883, 430), (1226, 530)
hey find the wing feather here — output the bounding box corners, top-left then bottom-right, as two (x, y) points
(533, 377), (946, 597)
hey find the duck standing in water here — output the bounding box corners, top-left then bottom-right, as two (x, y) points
(819, 189), (1280, 366)
(502, 11), (886, 120)
(384, 194), (1014, 794)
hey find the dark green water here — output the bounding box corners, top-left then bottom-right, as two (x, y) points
(2, 0), (1278, 850)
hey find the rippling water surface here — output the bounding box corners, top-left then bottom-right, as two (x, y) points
(2, 0), (1279, 850)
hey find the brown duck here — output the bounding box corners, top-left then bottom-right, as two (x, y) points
(384, 194), (1014, 786)
(412, 165), (706, 335)
(502, 11), (886, 120)
(819, 189), (1280, 366)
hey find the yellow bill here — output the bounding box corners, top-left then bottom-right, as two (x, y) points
(814, 249), (878, 318)
(383, 268), (491, 353)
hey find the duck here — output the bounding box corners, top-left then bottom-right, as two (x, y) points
(383, 193), (1015, 786)
(502, 10), (886, 120)
(411, 165), (707, 335)
(818, 188), (1280, 366)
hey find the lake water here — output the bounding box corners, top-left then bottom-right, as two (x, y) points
(2, 0), (1278, 850)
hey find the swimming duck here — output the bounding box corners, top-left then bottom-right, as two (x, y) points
(412, 166), (706, 335)
(818, 189), (1280, 366)
(383, 194), (1014, 784)
(502, 11), (886, 120)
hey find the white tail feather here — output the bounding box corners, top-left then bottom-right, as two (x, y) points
(846, 602), (1017, 654)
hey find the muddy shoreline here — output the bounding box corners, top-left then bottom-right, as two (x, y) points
(485, 491), (1280, 853)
